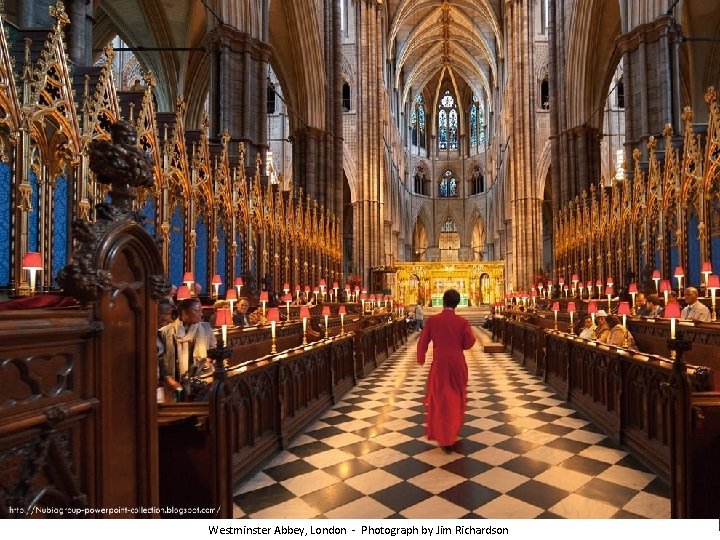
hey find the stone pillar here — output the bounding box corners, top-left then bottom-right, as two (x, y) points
(18, 0), (36, 27)
(67, 0), (92, 66)
(618, 16), (681, 155)
(207, 26), (271, 169)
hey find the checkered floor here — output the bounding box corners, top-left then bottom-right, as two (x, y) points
(233, 331), (671, 519)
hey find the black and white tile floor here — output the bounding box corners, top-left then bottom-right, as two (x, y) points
(233, 331), (670, 519)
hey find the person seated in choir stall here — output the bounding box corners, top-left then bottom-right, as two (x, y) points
(157, 299), (177, 402)
(166, 284), (177, 305)
(233, 297), (254, 326)
(593, 310), (611, 342)
(634, 293), (650, 316)
(208, 300), (229, 326)
(578, 315), (596, 340)
(645, 294), (664, 317)
(606, 314), (639, 350)
(681, 287), (711, 322)
(158, 298), (217, 399)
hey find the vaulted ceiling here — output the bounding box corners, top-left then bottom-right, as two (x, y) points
(386, 0), (502, 110)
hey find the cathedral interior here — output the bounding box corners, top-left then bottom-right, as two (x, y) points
(1, 0), (719, 521)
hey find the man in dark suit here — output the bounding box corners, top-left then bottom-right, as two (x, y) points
(417, 289), (476, 453)
(233, 297), (251, 326)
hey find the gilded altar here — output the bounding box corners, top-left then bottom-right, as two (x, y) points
(395, 262), (504, 307)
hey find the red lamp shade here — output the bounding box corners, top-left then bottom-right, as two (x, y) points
(211, 274), (222, 285)
(225, 288), (237, 301)
(605, 286), (614, 296)
(283, 282), (290, 291)
(660, 280), (671, 292)
(332, 281), (339, 289)
(299, 306), (311, 319)
(183, 272), (194, 283)
(282, 294), (292, 303)
(531, 290), (538, 297)
(652, 269), (661, 280)
(547, 280), (552, 288)
(628, 283), (638, 294)
(313, 287), (320, 294)
(360, 293), (367, 300)
(538, 283), (544, 289)
(588, 301), (598, 314)
(586, 281), (592, 289)
(707, 275), (720, 289)
(259, 291), (269, 302)
(701, 262), (712, 274)
(606, 277), (614, 286)
(214, 308), (232, 327)
(344, 284), (351, 291)
(674, 266), (685, 277)
(304, 285), (311, 292)
(176, 285), (191, 301)
(22, 251), (42, 269)
(617, 302), (631, 316)
(321, 306), (331, 316)
(369, 294), (377, 301)
(338, 305), (346, 315)
(567, 302), (576, 313)
(595, 279), (602, 287)
(318, 279), (326, 287)
(267, 307), (280, 322)
(571, 274), (579, 282)
(558, 277), (565, 285)
(552, 302), (560, 311)
(234, 277), (244, 287)
(665, 302), (681, 319)
(295, 284), (301, 292)
(563, 285), (568, 291)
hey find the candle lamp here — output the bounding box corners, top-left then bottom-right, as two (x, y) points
(628, 282), (638, 314)
(322, 305), (331, 338)
(606, 277), (614, 288)
(283, 282), (290, 294)
(605, 286), (614, 312)
(665, 302), (682, 358)
(674, 266), (685, 296)
(234, 277), (244, 297)
(183, 272), (195, 293)
(567, 302), (576, 335)
(295, 284), (301, 302)
(618, 301), (631, 347)
(344, 285), (351, 302)
(571, 274), (579, 296)
(214, 307), (232, 344)
(546, 280), (552, 298)
(259, 291), (269, 322)
(176, 285), (191, 301)
(300, 305), (311, 345)
(707, 274), (719, 321)
(586, 280), (593, 299)
(211, 274), (222, 298)
(552, 301), (560, 330)
(338, 305), (346, 333)
(313, 287), (320, 304)
(701, 262), (712, 297)
(22, 251), (43, 294)
(563, 285), (569, 298)
(333, 281), (339, 302)
(267, 307), (280, 353)
(588, 300), (598, 325)
(225, 288), (237, 313)
(652, 270), (661, 294)
(319, 279), (326, 301)
(283, 293), (292, 320)
(660, 279), (671, 305)
(595, 279), (603, 298)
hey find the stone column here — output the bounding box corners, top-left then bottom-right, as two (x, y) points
(618, 16), (681, 156)
(207, 26), (271, 169)
(67, 0), (92, 66)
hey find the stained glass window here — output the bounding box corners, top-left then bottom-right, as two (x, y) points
(439, 170), (457, 197)
(29, 172), (39, 252)
(438, 91), (458, 151)
(0, 163), (10, 286)
(470, 104), (477, 148)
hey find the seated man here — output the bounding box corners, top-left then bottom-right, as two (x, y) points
(681, 287), (711, 322)
(578, 315), (595, 340)
(634, 293), (650, 316)
(158, 297), (217, 399)
(645, 294), (664, 317)
(233, 297), (252, 326)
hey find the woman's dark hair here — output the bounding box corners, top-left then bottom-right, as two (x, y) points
(178, 297), (201, 313)
(443, 289), (461, 308)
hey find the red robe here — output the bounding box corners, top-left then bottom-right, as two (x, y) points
(417, 309), (476, 446)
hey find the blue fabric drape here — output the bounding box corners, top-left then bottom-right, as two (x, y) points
(0, 163), (10, 286)
(169, 206), (184, 286)
(195, 214), (208, 295)
(51, 175), (68, 286)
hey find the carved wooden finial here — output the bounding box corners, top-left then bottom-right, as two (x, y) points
(704, 86), (717, 104)
(49, 1), (70, 27)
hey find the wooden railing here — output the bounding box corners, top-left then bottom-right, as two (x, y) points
(157, 317), (407, 517)
(494, 314), (720, 518)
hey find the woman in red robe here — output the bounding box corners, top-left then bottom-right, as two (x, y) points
(417, 289), (476, 453)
